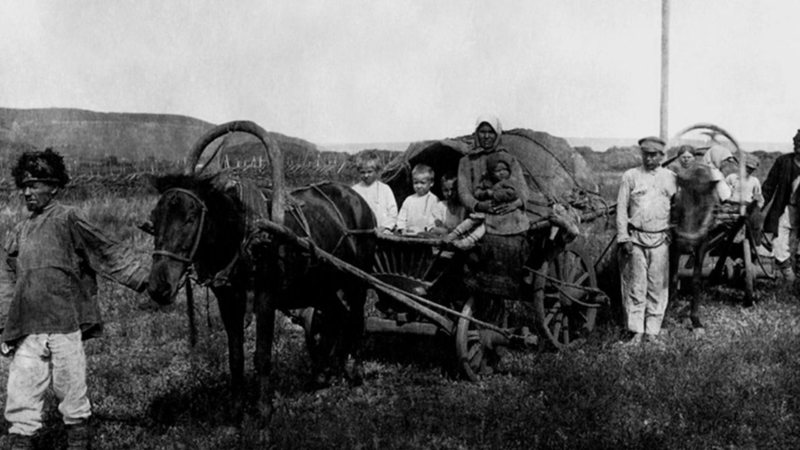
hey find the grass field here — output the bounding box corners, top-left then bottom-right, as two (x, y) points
(0, 185), (798, 449)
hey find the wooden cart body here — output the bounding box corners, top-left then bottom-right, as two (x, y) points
(354, 130), (612, 379)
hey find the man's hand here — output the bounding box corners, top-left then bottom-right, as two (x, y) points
(491, 198), (523, 215)
(619, 241), (633, 256)
(0, 342), (14, 357)
(474, 201), (493, 213)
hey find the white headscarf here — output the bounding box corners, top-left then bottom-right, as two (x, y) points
(473, 114), (503, 150)
(702, 144), (736, 169)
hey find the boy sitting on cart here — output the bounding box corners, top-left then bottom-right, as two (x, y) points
(396, 164), (446, 235)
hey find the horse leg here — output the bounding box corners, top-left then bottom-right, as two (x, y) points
(690, 244), (706, 332)
(214, 286), (247, 423)
(340, 285), (366, 386)
(668, 241), (680, 303)
(253, 286), (275, 423)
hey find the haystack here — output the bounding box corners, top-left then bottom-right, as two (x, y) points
(382, 128), (600, 222)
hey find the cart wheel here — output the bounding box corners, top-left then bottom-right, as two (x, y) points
(534, 245), (599, 350)
(455, 297), (503, 381)
(742, 237), (755, 305)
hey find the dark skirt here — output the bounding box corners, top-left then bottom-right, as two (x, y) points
(465, 233), (530, 298)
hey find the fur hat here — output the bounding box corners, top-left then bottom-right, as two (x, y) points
(745, 154), (760, 170)
(11, 148), (70, 188)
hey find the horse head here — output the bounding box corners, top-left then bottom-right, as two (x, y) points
(672, 162), (719, 252)
(147, 173), (246, 305)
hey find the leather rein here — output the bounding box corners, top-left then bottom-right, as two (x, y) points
(152, 188), (208, 265)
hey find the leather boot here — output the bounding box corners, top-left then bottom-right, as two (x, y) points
(7, 434), (33, 450)
(66, 422), (92, 450)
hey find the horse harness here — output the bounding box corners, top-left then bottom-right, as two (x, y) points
(155, 183), (375, 290)
(152, 188), (207, 265)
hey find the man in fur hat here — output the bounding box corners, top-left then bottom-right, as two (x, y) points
(0, 149), (149, 450)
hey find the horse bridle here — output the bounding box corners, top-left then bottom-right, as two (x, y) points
(152, 188), (207, 265)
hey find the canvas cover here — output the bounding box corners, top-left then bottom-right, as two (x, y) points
(382, 128), (599, 222)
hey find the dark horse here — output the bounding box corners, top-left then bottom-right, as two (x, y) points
(671, 161), (763, 329)
(598, 161), (761, 332)
(146, 125), (376, 423)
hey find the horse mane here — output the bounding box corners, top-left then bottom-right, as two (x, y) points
(677, 162), (716, 190)
(151, 172), (248, 233)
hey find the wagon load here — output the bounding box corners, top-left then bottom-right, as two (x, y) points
(381, 128), (607, 231)
(364, 128), (610, 379)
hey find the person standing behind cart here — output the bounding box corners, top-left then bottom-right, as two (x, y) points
(701, 144), (736, 202)
(761, 130), (800, 283)
(352, 150), (398, 233)
(616, 137), (677, 346)
(726, 154), (764, 208)
(457, 115), (530, 299)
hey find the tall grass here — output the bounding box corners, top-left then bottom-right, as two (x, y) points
(0, 177), (798, 449)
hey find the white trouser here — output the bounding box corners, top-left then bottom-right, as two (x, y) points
(620, 243), (670, 335)
(772, 207), (798, 264)
(5, 331), (91, 436)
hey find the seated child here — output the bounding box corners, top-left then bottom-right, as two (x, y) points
(432, 172), (466, 235)
(397, 164), (446, 235)
(446, 152), (519, 249)
(446, 212), (487, 250)
(351, 150), (398, 232)
(726, 154), (764, 208)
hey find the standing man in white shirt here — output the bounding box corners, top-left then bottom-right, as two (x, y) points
(616, 136), (677, 345)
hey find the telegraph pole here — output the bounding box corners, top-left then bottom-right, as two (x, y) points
(660, 0), (670, 141)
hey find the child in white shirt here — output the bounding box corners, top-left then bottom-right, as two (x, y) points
(352, 151), (398, 232)
(726, 154), (764, 208)
(397, 164), (446, 235)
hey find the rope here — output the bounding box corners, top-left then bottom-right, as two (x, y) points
(185, 274), (197, 348)
(522, 266), (608, 309)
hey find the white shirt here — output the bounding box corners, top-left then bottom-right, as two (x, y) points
(397, 191), (446, 234)
(352, 180), (398, 231)
(726, 173), (763, 207)
(617, 166), (677, 247)
(709, 167), (732, 202)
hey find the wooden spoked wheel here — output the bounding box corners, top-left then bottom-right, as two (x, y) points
(534, 246), (599, 350)
(455, 297), (505, 381)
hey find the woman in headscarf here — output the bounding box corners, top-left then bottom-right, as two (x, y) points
(456, 115), (530, 299)
(701, 143), (736, 202)
(677, 145), (696, 170)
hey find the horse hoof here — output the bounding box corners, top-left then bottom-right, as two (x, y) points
(308, 372), (332, 391)
(344, 356), (364, 386)
(256, 400), (273, 423)
(344, 365), (364, 387)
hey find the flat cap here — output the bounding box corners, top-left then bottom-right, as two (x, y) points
(638, 136), (666, 153)
(745, 154), (760, 170)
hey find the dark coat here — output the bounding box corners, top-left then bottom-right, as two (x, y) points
(762, 153), (800, 235)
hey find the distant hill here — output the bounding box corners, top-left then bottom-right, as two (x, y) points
(567, 136), (790, 153)
(0, 107), (321, 163)
(320, 141), (411, 154)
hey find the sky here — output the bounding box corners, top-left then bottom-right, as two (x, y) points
(1, 0), (798, 148)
